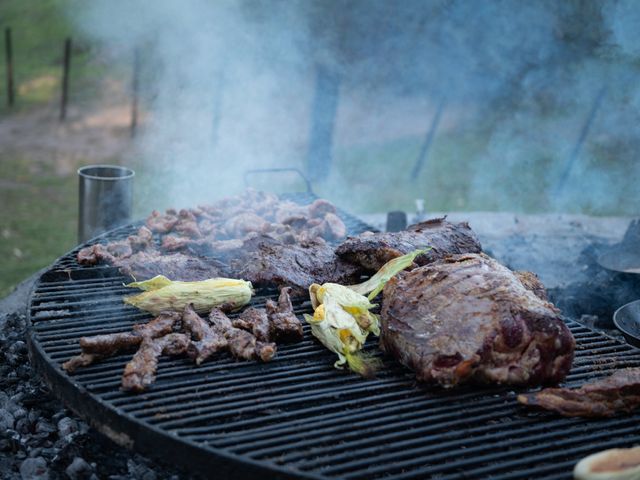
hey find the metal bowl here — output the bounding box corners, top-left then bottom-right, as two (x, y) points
(598, 248), (640, 274)
(613, 299), (640, 347)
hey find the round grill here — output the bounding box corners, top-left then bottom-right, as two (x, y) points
(27, 194), (640, 480)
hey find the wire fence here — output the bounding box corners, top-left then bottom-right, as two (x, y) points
(2, 26), (140, 135)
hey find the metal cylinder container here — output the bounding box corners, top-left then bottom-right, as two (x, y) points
(78, 165), (135, 243)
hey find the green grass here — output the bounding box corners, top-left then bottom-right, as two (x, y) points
(0, 155), (76, 297)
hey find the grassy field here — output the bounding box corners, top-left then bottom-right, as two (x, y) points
(0, 155), (77, 298)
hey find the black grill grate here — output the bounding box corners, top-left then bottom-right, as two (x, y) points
(27, 195), (640, 480)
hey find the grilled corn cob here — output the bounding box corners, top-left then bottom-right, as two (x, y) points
(124, 275), (253, 315)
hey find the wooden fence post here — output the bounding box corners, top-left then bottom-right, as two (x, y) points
(130, 48), (140, 137)
(5, 27), (14, 107)
(60, 37), (71, 121)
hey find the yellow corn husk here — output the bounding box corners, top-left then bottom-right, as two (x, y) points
(348, 248), (429, 300)
(125, 275), (173, 291)
(309, 283), (379, 336)
(303, 299), (379, 377)
(123, 276), (253, 315)
(304, 249), (428, 376)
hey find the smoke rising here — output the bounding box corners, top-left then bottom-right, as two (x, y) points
(72, 0), (640, 215)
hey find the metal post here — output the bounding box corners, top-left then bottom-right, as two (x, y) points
(410, 97), (446, 179)
(5, 27), (14, 107)
(554, 86), (607, 196)
(306, 64), (340, 180)
(130, 48), (140, 137)
(60, 37), (71, 121)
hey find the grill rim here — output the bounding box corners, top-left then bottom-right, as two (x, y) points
(25, 204), (640, 480)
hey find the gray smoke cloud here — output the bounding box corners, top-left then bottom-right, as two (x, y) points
(71, 0), (640, 216)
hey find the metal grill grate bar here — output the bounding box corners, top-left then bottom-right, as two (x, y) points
(179, 389), (418, 437)
(153, 378), (412, 429)
(410, 432), (640, 480)
(324, 417), (638, 478)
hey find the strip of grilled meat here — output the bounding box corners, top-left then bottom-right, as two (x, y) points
(381, 253), (575, 387)
(63, 312), (181, 372)
(336, 217), (482, 273)
(182, 303), (228, 364)
(121, 333), (190, 392)
(62, 353), (104, 373)
(208, 308), (276, 362)
(265, 287), (304, 343)
(78, 333), (142, 355)
(518, 368), (640, 417)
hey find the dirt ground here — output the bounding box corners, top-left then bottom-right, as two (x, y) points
(0, 81), (133, 173)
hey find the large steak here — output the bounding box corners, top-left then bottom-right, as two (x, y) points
(335, 217), (482, 273)
(380, 253), (575, 387)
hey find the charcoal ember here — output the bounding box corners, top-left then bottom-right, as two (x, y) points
(16, 364), (31, 379)
(19, 456), (49, 480)
(13, 407), (27, 420)
(28, 410), (42, 424)
(57, 417), (79, 438)
(65, 457), (93, 480)
(126, 458), (158, 480)
(0, 428), (20, 452)
(9, 340), (27, 356)
(0, 408), (15, 430)
(15, 417), (31, 434)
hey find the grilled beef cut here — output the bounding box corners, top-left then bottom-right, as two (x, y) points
(518, 368), (640, 417)
(380, 253), (575, 387)
(122, 333), (190, 392)
(208, 308), (276, 362)
(234, 237), (361, 298)
(265, 287), (304, 343)
(116, 251), (227, 280)
(336, 217), (482, 273)
(63, 312), (181, 372)
(182, 304), (228, 364)
(233, 307), (271, 342)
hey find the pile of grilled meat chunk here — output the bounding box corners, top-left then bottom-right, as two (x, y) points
(76, 193), (485, 298)
(63, 288), (303, 392)
(77, 191), (356, 296)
